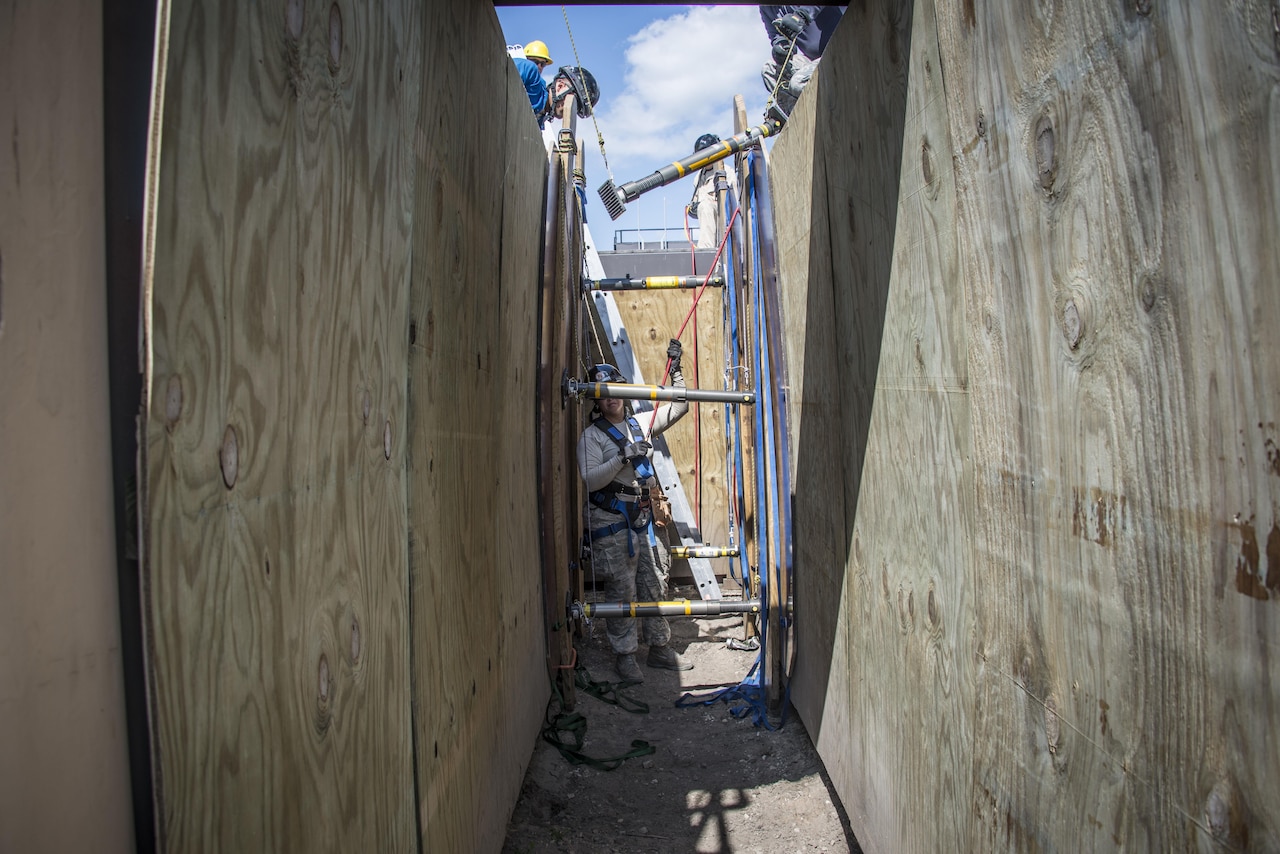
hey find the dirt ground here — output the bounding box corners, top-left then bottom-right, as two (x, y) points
(502, 581), (861, 854)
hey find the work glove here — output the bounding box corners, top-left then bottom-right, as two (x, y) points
(623, 440), (653, 463)
(685, 202), (698, 220)
(773, 10), (812, 40)
(771, 35), (795, 67)
(666, 338), (683, 374)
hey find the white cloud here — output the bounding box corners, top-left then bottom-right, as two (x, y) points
(597, 6), (769, 166)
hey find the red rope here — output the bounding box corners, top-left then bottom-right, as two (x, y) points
(648, 205), (741, 435)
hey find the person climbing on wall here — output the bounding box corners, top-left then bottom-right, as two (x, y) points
(577, 340), (693, 683)
(511, 40), (555, 128)
(544, 65), (600, 126)
(758, 5), (845, 121)
(685, 133), (737, 250)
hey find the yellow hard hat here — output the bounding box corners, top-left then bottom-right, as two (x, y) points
(523, 40), (553, 64)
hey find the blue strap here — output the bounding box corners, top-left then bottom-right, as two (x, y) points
(588, 518), (653, 557)
(589, 519), (630, 541)
(593, 416), (655, 481)
(674, 653), (785, 730)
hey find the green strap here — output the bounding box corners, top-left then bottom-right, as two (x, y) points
(538, 661), (655, 771)
(540, 710), (654, 771)
(575, 662), (649, 714)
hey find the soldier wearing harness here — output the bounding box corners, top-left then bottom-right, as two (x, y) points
(576, 340), (693, 682)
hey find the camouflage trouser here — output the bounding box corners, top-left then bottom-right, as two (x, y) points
(761, 55), (818, 116)
(589, 523), (672, 654)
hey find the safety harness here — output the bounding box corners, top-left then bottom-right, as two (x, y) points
(587, 415), (654, 554)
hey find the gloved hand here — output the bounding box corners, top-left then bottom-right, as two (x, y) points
(771, 35), (795, 66)
(623, 440), (652, 462)
(666, 338), (683, 373)
(685, 202), (698, 220)
(773, 10), (811, 39)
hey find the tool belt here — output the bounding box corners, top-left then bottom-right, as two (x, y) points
(588, 482), (653, 545)
(598, 484), (651, 503)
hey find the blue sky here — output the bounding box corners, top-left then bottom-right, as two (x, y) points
(495, 5), (772, 242)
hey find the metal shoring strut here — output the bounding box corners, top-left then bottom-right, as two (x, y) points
(572, 600), (761, 620)
(669, 545), (739, 560)
(565, 377), (755, 406)
(583, 275), (725, 292)
(597, 121), (783, 221)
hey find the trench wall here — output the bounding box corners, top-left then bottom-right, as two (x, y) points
(3, 0), (550, 849)
(10, 1), (1280, 852)
(0, 1), (137, 851)
(772, 1), (1280, 850)
(136, 1), (547, 851)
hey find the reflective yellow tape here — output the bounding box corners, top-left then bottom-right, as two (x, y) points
(671, 546), (736, 558)
(647, 276), (681, 289)
(674, 163), (687, 177)
(648, 386), (658, 400)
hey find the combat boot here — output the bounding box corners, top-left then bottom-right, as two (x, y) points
(616, 653), (643, 682)
(646, 644), (692, 671)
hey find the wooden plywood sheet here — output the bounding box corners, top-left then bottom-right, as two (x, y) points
(770, 55), (848, 725)
(402, 3), (548, 851)
(142, 1), (421, 848)
(141, 2), (548, 851)
(0, 2), (135, 850)
(936, 2), (1280, 849)
(775, 0), (1280, 850)
(613, 285), (730, 554)
(777, 0), (968, 847)
(827, 1), (972, 846)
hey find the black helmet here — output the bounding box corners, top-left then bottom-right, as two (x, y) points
(694, 133), (720, 152)
(554, 66), (600, 117)
(589, 363), (626, 384)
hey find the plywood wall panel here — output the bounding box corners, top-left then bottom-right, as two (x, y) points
(405, 4), (547, 850)
(777, 0), (970, 847)
(774, 0), (1280, 850)
(141, 1), (547, 851)
(936, 2), (1280, 849)
(614, 287), (729, 553)
(770, 66), (851, 738)
(0, 1), (135, 850)
(143, 1), (420, 849)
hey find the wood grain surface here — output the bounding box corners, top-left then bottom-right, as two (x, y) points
(773, 0), (1280, 850)
(938, 1), (1280, 849)
(140, 2), (546, 850)
(0, 1), (135, 850)
(406, 4), (547, 850)
(611, 280), (730, 554)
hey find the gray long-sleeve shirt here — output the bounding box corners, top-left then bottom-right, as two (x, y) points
(577, 368), (688, 527)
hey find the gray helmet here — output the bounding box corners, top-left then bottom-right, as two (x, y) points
(589, 363), (626, 384)
(553, 66), (600, 117)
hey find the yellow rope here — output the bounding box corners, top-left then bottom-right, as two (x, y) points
(764, 31), (801, 113)
(561, 5), (612, 178)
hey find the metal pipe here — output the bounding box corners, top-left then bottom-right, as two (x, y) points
(584, 275), (724, 292)
(597, 119), (785, 221)
(669, 545), (740, 559)
(566, 378), (755, 406)
(574, 599), (761, 619)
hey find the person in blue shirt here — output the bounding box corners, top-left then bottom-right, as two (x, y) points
(513, 40), (554, 128)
